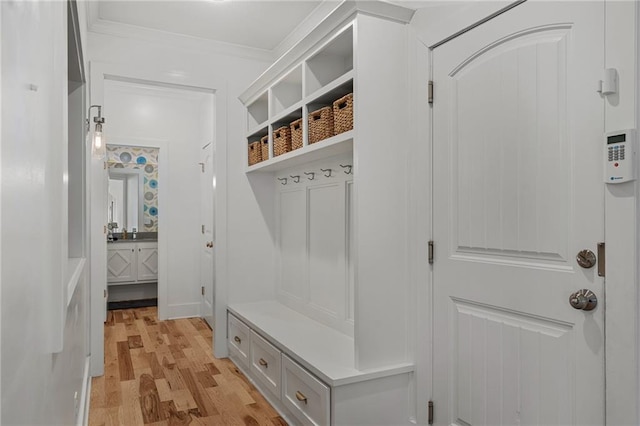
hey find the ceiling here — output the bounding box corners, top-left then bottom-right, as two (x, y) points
(94, 0), (331, 52)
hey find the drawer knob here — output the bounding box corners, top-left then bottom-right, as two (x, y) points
(295, 391), (308, 404)
(259, 358), (268, 368)
(234, 336), (241, 344)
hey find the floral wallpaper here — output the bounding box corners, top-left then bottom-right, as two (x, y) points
(107, 145), (159, 232)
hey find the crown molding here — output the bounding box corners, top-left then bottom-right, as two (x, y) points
(88, 18), (275, 63)
(273, 0), (344, 60)
(239, 0), (415, 105)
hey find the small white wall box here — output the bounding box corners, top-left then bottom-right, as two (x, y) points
(605, 129), (636, 184)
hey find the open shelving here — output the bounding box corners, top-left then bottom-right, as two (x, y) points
(247, 92), (268, 132)
(245, 24), (354, 170)
(305, 25), (353, 96)
(247, 130), (353, 173)
(271, 65), (303, 117)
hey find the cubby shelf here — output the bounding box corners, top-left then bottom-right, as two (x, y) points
(270, 103), (304, 130)
(247, 122), (269, 139)
(246, 130), (353, 173)
(306, 70), (353, 108)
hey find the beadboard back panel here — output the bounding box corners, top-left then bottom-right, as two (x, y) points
(276, 153), (354, 336)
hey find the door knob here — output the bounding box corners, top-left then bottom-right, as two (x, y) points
(576, 249), (596, 268)
(569, 289), (598, 311)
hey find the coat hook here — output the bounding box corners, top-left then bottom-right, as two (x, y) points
(320, 168), (333, 177)
(290, 175), (300, 183)
(277, 177), (288, 185)
(304, 172), (315, 180)
(340, 164), (352, 175)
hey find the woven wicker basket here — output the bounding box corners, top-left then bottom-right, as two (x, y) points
(273, 126), (292, 157)
(248, 141), (261, 166)
(308, 106), (334, 144)
(260, 135), (269, 161)
(290, 118), (303, 151)
(333, 93), (353, 135)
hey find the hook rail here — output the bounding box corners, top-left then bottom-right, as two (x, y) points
(340, 164), (353, 175)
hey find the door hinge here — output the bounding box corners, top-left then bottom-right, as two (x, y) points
(428, 240), (434, 264)
(103, 162), (107, 170)
(103, 289), (107, 298)
(104, 225), (107, 234)
(202, 224), (205, 234)
(428, 80), (434, 104)
(597, 242), (605, 277)
(428, 400), (434, 425)
(199, 162), (205, 173)
(201, 286), (205, 296)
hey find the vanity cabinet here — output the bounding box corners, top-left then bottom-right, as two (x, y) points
(107, 241), (158, 285)
(106, 245), (136, 283)
(136, 242), (159, 282)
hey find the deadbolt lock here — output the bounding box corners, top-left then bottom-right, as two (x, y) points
(576, 249), (596, 269)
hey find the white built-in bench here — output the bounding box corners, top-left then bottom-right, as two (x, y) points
(227, 301), (414, 425)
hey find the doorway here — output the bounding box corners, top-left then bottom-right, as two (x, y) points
(106, 144), (160, 310)
(89, 74), (216, 376)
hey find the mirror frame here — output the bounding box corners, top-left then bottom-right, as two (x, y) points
(108, 168), (145, 231)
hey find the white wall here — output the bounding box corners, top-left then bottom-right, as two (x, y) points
(1, 1), (89, 424)
(87, 30), (272, 359)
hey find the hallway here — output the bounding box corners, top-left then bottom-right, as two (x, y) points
(89, 307), (286, 425)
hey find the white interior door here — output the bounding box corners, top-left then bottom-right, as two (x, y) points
(200, 142), (215, 328)
(432, 2), (605, 425)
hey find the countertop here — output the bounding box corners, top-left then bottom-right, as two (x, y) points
(107, 238), (157, 244)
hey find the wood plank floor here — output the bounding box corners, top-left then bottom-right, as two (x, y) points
(89, 307), (287, 426)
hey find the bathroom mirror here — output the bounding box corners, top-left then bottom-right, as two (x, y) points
(108, 169), (144, 231)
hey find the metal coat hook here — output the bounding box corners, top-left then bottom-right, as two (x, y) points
(320, 168), (333, 177)
(290, 175), (300, 183)
(277, 177), (288, 185)
(340, 164), (353, 175)
(304, 172), (315, 181)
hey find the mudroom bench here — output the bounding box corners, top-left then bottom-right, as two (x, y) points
(227, 301), (414, 425)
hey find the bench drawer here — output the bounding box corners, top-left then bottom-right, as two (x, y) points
(282, 354), (330, 426)
(250, 330), (282, 397)
(228, 313), (251, 365)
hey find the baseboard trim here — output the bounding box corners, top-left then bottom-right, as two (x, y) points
(166, 302), (200, 319)
(78, 356), (91, 426)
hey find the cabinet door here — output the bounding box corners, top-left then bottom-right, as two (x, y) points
(107, 245), (137, 283)
(136, 242), (159, 281)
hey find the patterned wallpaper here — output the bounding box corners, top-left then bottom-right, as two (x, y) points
(107, 145), (159, 232)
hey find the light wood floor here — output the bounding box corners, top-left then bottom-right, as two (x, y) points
(89, 307), (287, 426)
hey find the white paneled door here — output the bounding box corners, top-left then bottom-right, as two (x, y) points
(432, 2), (605, 425)
(200, 142), (215, 328)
